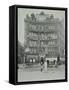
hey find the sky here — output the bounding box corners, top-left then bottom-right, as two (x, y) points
(18, 8), (65, 45)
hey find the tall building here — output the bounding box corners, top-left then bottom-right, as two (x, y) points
(24, 12), (65, 63)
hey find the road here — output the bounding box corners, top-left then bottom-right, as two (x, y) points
(18, 64), (65, 82)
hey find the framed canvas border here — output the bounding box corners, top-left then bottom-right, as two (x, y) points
(9, 5), (68, 85)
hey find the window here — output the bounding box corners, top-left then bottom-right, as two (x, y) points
(29, 41), (37, 47)
(48, 26), (55, 29)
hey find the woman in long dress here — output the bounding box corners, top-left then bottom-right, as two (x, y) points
(44, 58), (47, 72)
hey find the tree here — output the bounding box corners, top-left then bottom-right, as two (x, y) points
(18, 41), (25, 64)
(26, 14), (29, 19)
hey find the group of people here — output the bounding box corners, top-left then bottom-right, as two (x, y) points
(40, 56), (60, 72)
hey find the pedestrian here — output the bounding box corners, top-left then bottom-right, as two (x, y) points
(44, 58), (47, 72)
(57, 55), (60, 64)
(40, 57), (44, 72)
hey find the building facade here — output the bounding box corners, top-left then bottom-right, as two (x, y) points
(24, 12), (65, 63)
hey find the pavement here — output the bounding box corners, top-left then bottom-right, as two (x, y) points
(18, 64), (65, 82)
